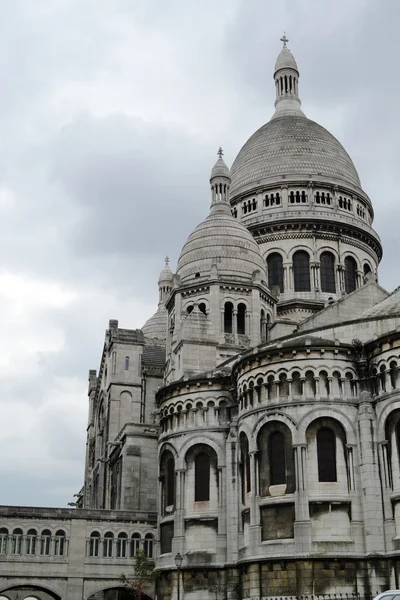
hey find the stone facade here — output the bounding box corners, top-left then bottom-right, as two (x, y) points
(2, 40), (400, 600)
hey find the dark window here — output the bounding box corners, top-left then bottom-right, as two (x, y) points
(160, 522), (173, 554)
(224, 302), (233, 333)
(125, 356), (129, 370)
(320, 252), (336, 293)
(317, 428), (337, 482)
(26, 529), (37, 555)
(293, 251), (311, 292)
(89, 532), (100, 557)
(54, 530), (66, 557)
(103, 532), (113, 558)
(195, 453), (210, 501)
(116, 533), (128, 558)
(267, 253), (284, 293)
(130, 533), (141, 557)
(237, 303), (246, 335)
(344, 256), (357, 293)
(269, 431), (286, 485)
(0, 528), (8, 555)
(144, 533), (154, 558)
(166, 456), (175, 507)
(12, 528), (23, 554)
(198, 302), (207, 315)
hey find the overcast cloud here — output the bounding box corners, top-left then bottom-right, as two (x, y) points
(0, 0), (399, 507)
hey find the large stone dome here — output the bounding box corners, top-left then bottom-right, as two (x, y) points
(176, 202), (267, 284)
(230, 115), (362, 199)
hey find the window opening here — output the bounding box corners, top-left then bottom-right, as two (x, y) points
(237, 303), (246, 335)
(320, 252), (336, 293)
(269, 431), (286, 485)
(317, 427), (337, 482)
(195, 452), (210, 501)
(293, 251), (311, 292)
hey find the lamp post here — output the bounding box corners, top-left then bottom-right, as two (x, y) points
(175, 552), (183, 600)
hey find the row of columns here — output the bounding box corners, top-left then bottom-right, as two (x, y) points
(238, 185), (371, 224)
(240, 375), (356, 409)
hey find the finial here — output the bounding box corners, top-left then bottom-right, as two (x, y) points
(165, 256), (170, 266)
(217, 147), (224, 159)
(280, 33), (289, 48)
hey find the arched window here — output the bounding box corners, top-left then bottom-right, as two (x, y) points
(144, 533), (154, 558)
(320, 252), (336, 293)
(12, 528), (23, 555)
(40, 529), (51, 556)
(237, 303), (246, 335)
(130, 533), (141, 557)
(198, 302), (207, 315)
(0, 528), (8, 554)
(26, 528), (37, 555)
(125, 356), (129, 370)
(160, 451), (175, 514)
(195, 453), (210, 502)
(224, 302), (233, 333)
(344, 256), (357, 293)
(317, 428), (337, 482)
(54, 530), (66, 556)
(269, 431), (286, 485)
(103, 532), (114, 558)
(89, 531), (100, 557)
(293, 251), (311, 292)
(240, 433), (251, 503)
(267, 253), (284, 293)
(116, 532), (128, 558)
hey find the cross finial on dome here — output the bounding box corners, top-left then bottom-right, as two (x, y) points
(217, 147), (224, 159)
(280, 33), (289, 48)
(165, 256), (170, 266)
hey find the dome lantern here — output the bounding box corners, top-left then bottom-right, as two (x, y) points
(273, 34), (304, 119)
(210, 147), (231, 213)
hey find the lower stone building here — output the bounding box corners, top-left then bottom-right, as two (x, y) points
(2, 40), (400, 600)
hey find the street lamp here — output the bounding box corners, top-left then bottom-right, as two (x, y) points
(175, 552), (183, 600)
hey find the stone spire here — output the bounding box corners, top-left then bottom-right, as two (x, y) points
(158, 256), (173, 304)
(272, 35), (305, 119)
(209, 148), (231, 214)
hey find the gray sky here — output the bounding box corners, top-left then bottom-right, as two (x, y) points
(0, 0), (399, 507)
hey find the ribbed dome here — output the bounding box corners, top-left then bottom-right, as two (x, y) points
(158, 258), (173, 283)
(176, 202), (266, 284)
(275, 47), (298, 73)
(141, 304), (168, 341)
(210, 156), (231, 180)
(230, 115), (361, 198)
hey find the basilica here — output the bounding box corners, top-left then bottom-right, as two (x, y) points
(1, 40), (400, 600)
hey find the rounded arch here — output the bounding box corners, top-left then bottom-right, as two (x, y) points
(297, 408), (356, 445)
(264, 246), (289, 260)
(176, 434), (225, 469)
(158, 441), (178, 459)
(251, 411), (298, 447)
(0, 584), (62, 600)
(377, 398), (400, 440)
(86, 586), (153, 600)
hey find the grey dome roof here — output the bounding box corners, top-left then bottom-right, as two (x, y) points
(275, 47), (298, 73)
(176, 202), (266, 284)
(158, 259), (173, 283)
(210, 156), (231, 180)
(141, 304), (168, 341)
(230, 115), (361, 198)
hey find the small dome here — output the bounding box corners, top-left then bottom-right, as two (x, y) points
(158, 257), (173, 283)
(275, 47), (298, 73)
(176, 202), (266, 284)
(210, 148), (231, 180)
(141, 304), (168, 342)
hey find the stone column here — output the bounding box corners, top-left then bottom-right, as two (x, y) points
(293, 444), (311, 552)
(357, 394), (385, 553)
